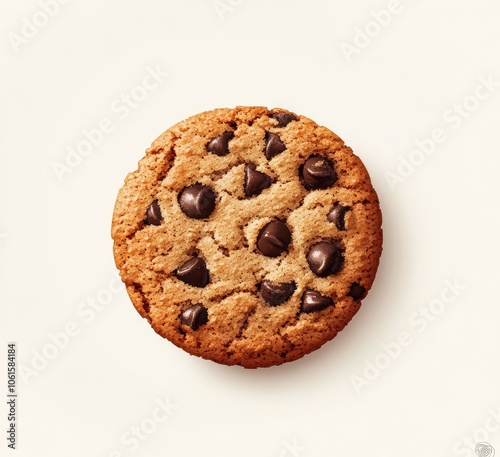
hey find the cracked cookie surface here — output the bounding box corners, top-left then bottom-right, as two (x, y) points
(112, 106), (383, 368)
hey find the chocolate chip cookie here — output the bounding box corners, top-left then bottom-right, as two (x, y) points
(112, 106), (382, 368)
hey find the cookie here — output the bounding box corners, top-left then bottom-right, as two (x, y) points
(112, 106), (383, 368)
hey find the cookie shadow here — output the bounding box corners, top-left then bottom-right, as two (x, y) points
(196, 212), (394, 393)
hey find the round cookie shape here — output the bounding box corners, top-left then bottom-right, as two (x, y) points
(112, 106), (383, 368)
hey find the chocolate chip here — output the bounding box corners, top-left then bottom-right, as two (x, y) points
(180, 304), (208, 330)
(264, 132), (286, 159)
(207, 131), (234, 156)
(179, 184), (216, 219)
(257, 220), (292, 257)
(327, 204), (349, 231)
(145, 200), (162, 225)
(244, 164), (271, 197)
(348, 283), (366, 301)
(175, 257), (209, 287)
(301, 155), (337, 189)
(260, 280), (295, 306)
(270, 112), (297, 127)
(301, 290), (334, 313)
(307, 241), (343, 277)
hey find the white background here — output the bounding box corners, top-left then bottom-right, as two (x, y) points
(1, 1), (500, 456)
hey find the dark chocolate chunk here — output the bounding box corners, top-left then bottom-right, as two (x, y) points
(270, 112), (297, 127)
(175, 257), (209, 287)
(207, 131), (234, 156)
(301, 155), (337, 189)
(180, 304), (208, 330)
(244, 164), (271, 197)
(301, 290), (334, 313)
(327, 204), (349, 231)
(260, 280), (296, 306)
(264, 132), (286, 159)
(257, 220), (292, 257)
(179, 184), (216, 219)
(348, 283), (366, 301)
(307, 241), (343, 277)
(145, 200), (162, 225)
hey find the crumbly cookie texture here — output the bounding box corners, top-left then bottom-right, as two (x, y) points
(112, 106), (383, 368)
